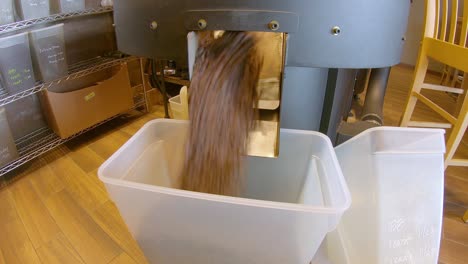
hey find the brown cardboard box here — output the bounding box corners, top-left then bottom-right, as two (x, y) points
(41, 64), (134, 139)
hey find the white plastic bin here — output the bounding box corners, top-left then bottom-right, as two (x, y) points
(168, 86), (189, 120)
(98, 119), (351, 264)
(51, 0), (85, 14)
(16, 0), (50, 20)
(30, 24), (68, 82)
(311, 127), (445, 264)
(0, 33), (36, 94)
(0, 0), (15, 25)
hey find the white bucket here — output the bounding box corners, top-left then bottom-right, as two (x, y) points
(168, 86), (189, 120)
(98, 119), (351, 264)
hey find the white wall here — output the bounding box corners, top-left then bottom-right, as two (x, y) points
(400, 0), (462, 72)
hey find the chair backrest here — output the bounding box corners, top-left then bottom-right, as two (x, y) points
(425, 0), (468, 46)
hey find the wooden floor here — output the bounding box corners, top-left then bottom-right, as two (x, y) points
(0, 65), (466, 264)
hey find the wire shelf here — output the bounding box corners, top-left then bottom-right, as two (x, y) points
(0, 57), (148, 178)
(0, 56), (137, 107)
(0, 7), (113, 35)
(0, 99), (146, 177)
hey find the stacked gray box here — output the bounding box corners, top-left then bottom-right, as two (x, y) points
(0, 0), (15, 25)
(0, 33), (35, 94)
(51, 0), (85, 14)
(16, 0), (50, 20)
(30, 24), (68, 82)
(0, 33), (47, 140)
(5, 96), (47, 140)
(0, 107), (19, 168)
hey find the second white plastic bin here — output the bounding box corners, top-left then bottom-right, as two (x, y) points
(312, 127), (445, 264)
(99, 119), (351, 264)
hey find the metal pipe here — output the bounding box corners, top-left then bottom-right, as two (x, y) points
(353, 69), (370, 96)
(361, 67), (391, 125)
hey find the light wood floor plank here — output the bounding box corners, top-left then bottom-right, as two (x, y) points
(109, 252), (138, 264)
(28, 160), (65, 201)
(443, 217), (468, 246)
(0, 189), (42, 264)
(10, 177), (61, 249)
(88, 130), (132, 160)
(445, 175), (468, 206)
(439, 239), (468, 264)
(48, 155), (108, 213)
(36, 232), (84, 264)
(43, 189), (122, 263)
(67, 145), (106, 174)
(89, 200), (148, 264)
(118, 114), (158, 135)
(0, 249), (6, 264)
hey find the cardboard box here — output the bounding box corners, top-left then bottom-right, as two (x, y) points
(41, 64), (134, 139)
(0, 107), (19, 168)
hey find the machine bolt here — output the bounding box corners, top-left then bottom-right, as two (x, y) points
(331, 26), (341, 35)
(269, 20), (280, 31)
(150, 21), (158, 30)
(198, 19), (207, 30)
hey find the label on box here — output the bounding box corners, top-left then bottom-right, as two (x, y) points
(0, 146), (13, 160)
(84, 92), (96, 101)
(27, 0), (48, 8)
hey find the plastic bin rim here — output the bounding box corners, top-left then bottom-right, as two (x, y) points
(0, 32), (28, 46)
(98, 119), (352, 214)
(168, 95), (181, 103)
(334, 126), (446, 153)
(30, 23), (64, 33)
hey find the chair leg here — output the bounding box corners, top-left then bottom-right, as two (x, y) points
(440, 65), (449, 85)
(450, 69), (460, 88)
(400, 51), (430, 127)
(444, 91), (468, 169)
(444, 67), (454, 86)
(454, 73), (467, 116)
(463, 210), (468, 223)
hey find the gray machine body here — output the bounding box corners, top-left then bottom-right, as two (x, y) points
(113, 0), (410, 137)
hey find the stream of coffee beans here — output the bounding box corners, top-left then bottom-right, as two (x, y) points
(181, 31), (262, 196)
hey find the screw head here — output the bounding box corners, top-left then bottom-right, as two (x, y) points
(198, 19), (207, 30)
(150, 21), (158, 30)
(269, 20), (280, 31)
(331, 26), (341, 35)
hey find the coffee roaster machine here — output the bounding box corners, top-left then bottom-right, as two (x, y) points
(112, 0), (411, 157)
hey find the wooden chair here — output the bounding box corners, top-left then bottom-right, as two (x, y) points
(400, 0), (468, 223)
(401, 0), (468, 168)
